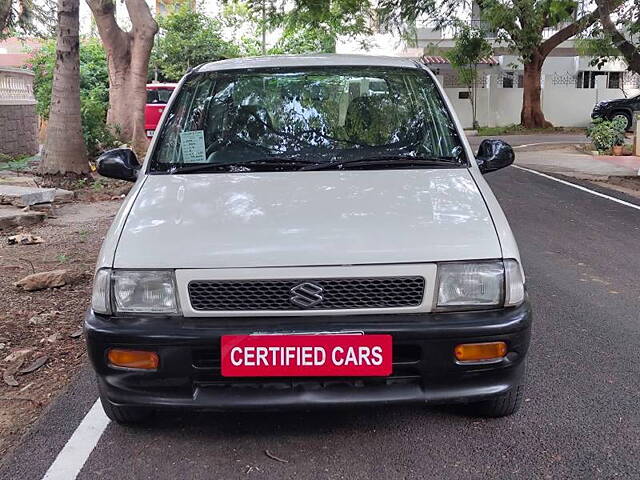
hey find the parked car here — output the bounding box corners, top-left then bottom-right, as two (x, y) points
(591, 94), (640, 130)
(145, 83), (177, 138)
(89, 55), (531, 424)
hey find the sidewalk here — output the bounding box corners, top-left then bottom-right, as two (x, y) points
(514, 146), (640, 179)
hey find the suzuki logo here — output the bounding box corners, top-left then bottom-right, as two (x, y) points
(289, 282), (324, 308)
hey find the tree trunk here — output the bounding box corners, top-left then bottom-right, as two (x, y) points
(520, 51), (552, 129)
(517, 3), (611, 129)
(86, 0), (158, 155)
(40, 0), (88, 177)
(0, 1), (12, 34)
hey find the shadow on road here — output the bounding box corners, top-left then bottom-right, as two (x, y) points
(129, 403), (478, 438)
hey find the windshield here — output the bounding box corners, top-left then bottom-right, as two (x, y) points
(149, 67), (467, 173)
(147, 88), (174, 104)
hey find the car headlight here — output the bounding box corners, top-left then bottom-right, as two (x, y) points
(91, 268), (112, 314)
(91, 269), (179, 314)
(436, 260), (524, 311)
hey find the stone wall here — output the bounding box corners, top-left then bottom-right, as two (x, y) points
(0, 104), (38, 156)
(0, 68), (38, 157)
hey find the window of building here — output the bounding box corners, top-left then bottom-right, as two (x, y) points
(576, 71), (620, 89)
(501, 71), (524, 88)
(608, 72), (622, 89)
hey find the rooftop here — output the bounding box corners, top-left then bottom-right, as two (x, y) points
(198, 54), (422, 73)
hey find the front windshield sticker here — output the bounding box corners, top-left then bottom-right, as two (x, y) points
(180, 130), (206, 163)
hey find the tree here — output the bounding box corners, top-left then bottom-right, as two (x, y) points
(594, 0), (640, 75)
(221, 0), (360, 55)
(31, 38), (118, 157)
(86, 0), (158, 154)
(445, 24), (492, 129)
(151, 5), (239, 82)
(274, 0), (373, 53)
(380, 0), (615, 128)
(270, 26), (336, 54)
(0, 0), (57, 39)
(40, 0), (88, 178)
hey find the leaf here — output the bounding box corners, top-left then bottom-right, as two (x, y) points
(265, 449), (289, 463)
(69, 328), (83, 339)
(3, 357), (25, 387)
(19, 355), (49, 375)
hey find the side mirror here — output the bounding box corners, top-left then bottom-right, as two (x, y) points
(96, 148), (140, 182)
(476, 139), (515, 174)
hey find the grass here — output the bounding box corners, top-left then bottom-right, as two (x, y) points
(0, 154), (31, 171)
(56, 253), (70, 263)
(476, 125), (586, 136)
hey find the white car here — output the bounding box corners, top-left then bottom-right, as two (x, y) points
(87, 54), (531, 424)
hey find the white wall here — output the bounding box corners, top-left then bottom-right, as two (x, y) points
(441, 73), (640, 129)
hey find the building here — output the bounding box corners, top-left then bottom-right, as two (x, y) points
(337, 5), (640, 129)
(0, 38), (42, 68)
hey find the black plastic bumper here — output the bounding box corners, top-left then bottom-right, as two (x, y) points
(85, 301), (532, 410)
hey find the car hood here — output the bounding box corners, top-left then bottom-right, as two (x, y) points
(113, 169), (501, 269)
(600, 98), (629, 107)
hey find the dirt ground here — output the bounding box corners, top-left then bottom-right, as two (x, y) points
(590, 176), (640, 199)
(0, 196), (122, 459)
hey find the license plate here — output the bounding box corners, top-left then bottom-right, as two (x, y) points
(146, 130), (155, 137)
(221, 334), (392, 377)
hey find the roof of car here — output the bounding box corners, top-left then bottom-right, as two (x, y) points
(197, 54), (421, 73)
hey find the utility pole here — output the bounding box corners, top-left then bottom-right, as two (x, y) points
(261, 0), (266, 55)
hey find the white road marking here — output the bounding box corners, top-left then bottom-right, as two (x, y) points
(42, 399), (110, 480)
(513, 165), (640, 212)
(512, 142), (582, 150)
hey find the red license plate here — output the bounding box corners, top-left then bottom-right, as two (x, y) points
(221, 334), (392, 377)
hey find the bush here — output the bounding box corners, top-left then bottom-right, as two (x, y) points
(30, 39), (119, 158)
(587, 117), (627, 153)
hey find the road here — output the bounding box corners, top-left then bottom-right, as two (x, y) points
(2, 166), (639, 480)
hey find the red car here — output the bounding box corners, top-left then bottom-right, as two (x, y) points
(145, 83), (177, 138)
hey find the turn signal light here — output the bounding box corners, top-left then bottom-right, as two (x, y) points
(454, 342), (507, 362)
(108, 349), (159, 370)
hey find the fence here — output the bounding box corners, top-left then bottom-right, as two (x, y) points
(438, 71), (640, 129)
(0, 67), (38, 156)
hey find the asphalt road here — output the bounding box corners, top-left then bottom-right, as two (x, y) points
(2, 166), (639, 479)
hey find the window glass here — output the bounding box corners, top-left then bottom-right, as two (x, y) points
(608, 72), (622, 89)
(147, 88), (175, 104)
(150, 67), (466, 173)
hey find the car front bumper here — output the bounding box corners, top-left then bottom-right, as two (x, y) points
(85, 300), (532, 410)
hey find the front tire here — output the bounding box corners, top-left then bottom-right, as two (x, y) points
(471, 383), (524, 417)
(610, 111), (632, 131)
(98, 379), (153, 425)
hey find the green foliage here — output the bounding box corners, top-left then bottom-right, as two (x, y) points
(586, 117), (627, 152)
(30, 39), (119, 158)
(577, 0), (640, 73)
(445, 24), (492, 82)
(151, 6), (240, 82)
(445, 24), (492, 129)
(151, 1), (371, 81)
(0, 0), (57, 40)
(269, 27), (336, 54)
(575, 35), (621, 69)
(0, 154), (30, 171)
(379, 0), (585, 61)
(273, 0), (373, 53)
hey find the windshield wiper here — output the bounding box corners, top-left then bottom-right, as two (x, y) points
(301, 155), (462, 171)
(166, 157), (321, 174)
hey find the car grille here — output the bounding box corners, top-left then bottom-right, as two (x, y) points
(188, 276), (425, 311)
(192, 343), (423, 386)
